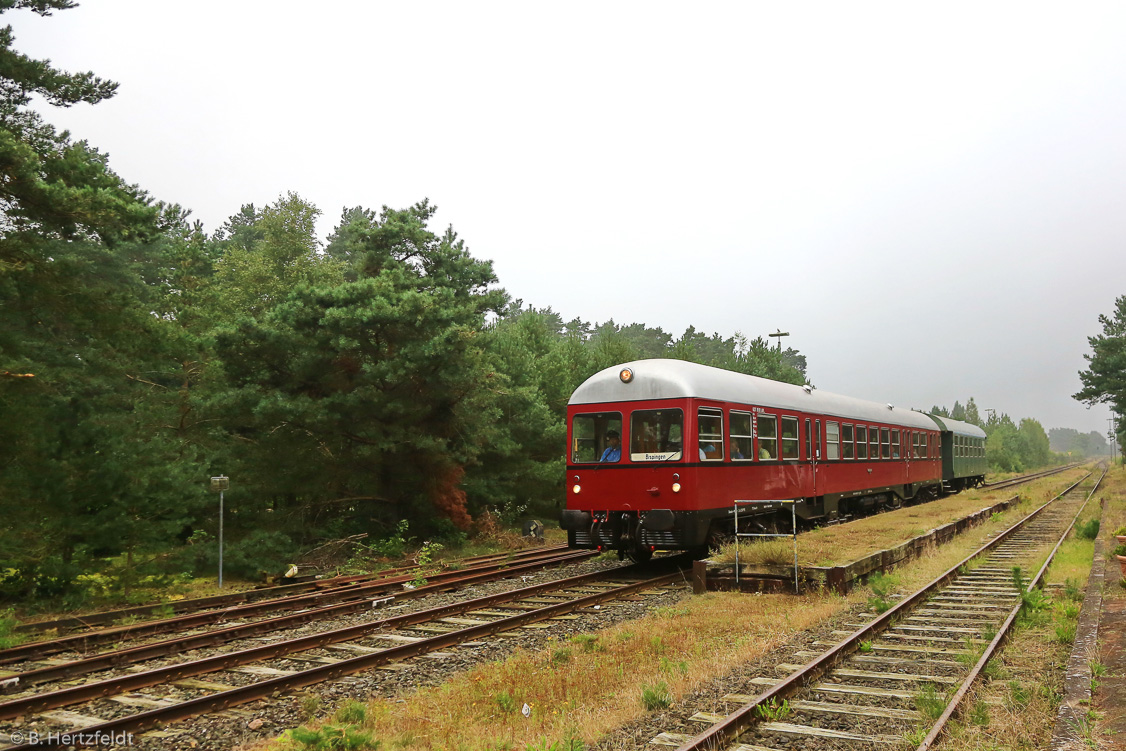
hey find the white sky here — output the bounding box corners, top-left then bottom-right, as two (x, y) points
(12, 2), (1125, 436)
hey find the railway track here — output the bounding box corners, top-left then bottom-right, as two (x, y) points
(13, 545), (578, 641)
(0, 561), (686, 749)
(980, 462), (1080, 491)
(1, 546), (592, 666)
(655, 466), (1105, 751)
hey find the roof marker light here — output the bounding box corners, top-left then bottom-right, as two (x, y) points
(620, 368), (634, 383)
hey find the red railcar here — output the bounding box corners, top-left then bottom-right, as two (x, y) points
(560, 359), (944, 560)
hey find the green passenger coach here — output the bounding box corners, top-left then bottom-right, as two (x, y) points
(926, 414), (988, 491)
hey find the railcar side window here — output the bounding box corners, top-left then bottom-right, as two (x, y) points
(730, 411), (753, 461)
(757, 414), (778, 460)
(698, 408), (723, 461)
(572, 412), (623, 463)
(870, 426), (879, 459)
(891, 430), (901, 459)
(841, 424), (854, 459)
(856, 425), (868, 459)
(881, 427), (891, 459)
(804, 418), (812, 459)
(629, 409), (683, 462)
(781, 417), (799, 459)
(826, 421), (840, 460)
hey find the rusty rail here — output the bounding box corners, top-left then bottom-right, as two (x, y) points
(3, 570), (683, 748)
(0, 548), (592, 665)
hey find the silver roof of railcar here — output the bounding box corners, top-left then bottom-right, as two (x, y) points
(924, 414), (988, 439)
(569, 359), (940, 430)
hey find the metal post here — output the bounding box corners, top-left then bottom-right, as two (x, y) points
(792, 502), (798, 594)
(218, 488), (224, 589)
(210, 476), (230, 589)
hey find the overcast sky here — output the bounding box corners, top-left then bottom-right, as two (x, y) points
(12, 2), (1125, 436)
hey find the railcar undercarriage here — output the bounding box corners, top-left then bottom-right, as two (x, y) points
(562, 480), (947, 559)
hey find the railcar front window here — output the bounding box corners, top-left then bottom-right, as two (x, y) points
(857, 426), (868, 459)
(758, 414), (778, 460)
(629, 409), (684, 461)
(572, 412), (623, 463)
(781, 417), (799, 459)
(731, 411), (753, 461)
(698, 408), (724, 461)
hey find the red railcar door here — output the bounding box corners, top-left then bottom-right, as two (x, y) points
(905, 430), (912, 486)
(813, 419), (826, 497)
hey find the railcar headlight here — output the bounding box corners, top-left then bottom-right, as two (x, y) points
(672, 483), (681, 493)
(572, 484), (581, 494)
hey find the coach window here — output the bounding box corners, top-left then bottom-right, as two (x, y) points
(891, 430), (901, 459)
(880, 427), (890, 459)
(698, 408), (724, 461)
(572, 412), (623, 463)
(757, 414), (778, 460)
(781, 417), (799, 459)
(805, 419), (812, 459)
(629, 409), (683, 462)
(841, 424), (855, 459)
(856, 425), (868, 459)
(914, 433), (922, 459)
(730, 411), (753, 461)
(826, 421), (840, 460)
(870, 426), (879, 459)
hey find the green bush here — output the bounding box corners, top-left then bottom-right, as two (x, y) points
(192, 530), (298, 580)
(1076, 519), (1100, 540)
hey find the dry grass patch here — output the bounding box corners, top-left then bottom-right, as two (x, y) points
(711, 466), (1090, 569)
(266, 591), (853, 751)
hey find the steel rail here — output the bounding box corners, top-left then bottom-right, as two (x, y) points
(0, 548), (594, 665)
(0, 562), (670, 720)
(914, 463), (1106, 751)
(1, 552), (599, 689)
(674, 470), (1093, 751)
(3, 571), (683, 749)
(14, 546), (570, 636)
(982, 462), (1081, 490)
